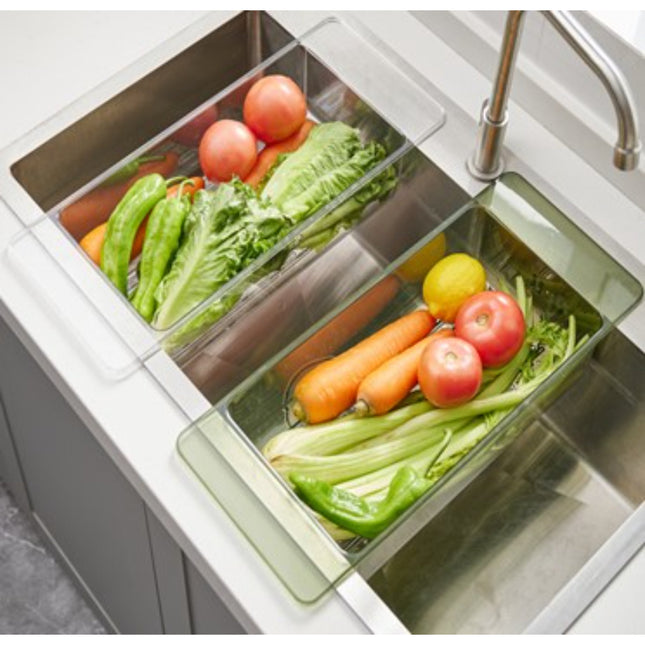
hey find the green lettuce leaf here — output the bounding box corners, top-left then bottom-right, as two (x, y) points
(156, 122), (399, 353)
(260, 122), (362, 216)
(161, 291), (243, 354)
(153, 181), (287, 331)
(298, 162), (398, 248)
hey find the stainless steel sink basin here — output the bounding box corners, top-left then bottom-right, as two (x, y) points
(182, 167), (642, 619)
(368, 327), (645, 633)
(9, 12), (294, 212)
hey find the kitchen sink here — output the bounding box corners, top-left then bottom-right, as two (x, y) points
(2, 12), (445, 379)
(368, 326), (645, 633)
(177, 170), (642, 610)
(9, 13), (294, 214)
(1, 9), (644, 634)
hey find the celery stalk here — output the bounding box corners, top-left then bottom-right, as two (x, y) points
(272, 425), (447, 485)
(339, 429), (454, 499)
(262, 399), (431, 460)
(346, 341), (529, 453)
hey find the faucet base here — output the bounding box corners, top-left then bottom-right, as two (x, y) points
(466, 153), (505, 182)
(467, 99), (508, 181)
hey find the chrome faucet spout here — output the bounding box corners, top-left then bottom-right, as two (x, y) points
(467, 10), (642, 180)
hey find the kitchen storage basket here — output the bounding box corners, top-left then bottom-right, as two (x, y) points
(177, 172), (642, 603)
(3, 16), (445, 379)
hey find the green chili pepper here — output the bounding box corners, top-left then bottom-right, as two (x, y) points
(101, 173), (167, 294)
(291, 466), (433, 540)
(99, 155), (165, 188)
(131, 182), (193, 322)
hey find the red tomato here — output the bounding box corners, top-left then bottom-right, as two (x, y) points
(172, 105), (218, 147)
(198, 120), (258, 183)
(418, 337), (482, 408)
(243, 75), (307, 144)
(455, 291), (525, 368)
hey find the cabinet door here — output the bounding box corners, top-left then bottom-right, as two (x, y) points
(145, 508), (192, 634)
(0, 317), (163, 634)
(145, 508), (245, 634)
(0, 386), (30, 512)
(184, 557), (245, 634)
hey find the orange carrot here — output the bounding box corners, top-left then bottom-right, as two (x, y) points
(166, 176), (205, 199)
(79, 223), (108, 265)
(60, 152), (179, 241)
(291, 309), (435, 424)
(273, 275), (400, 386)
(355, 327), (453, 416)
(245, 119), (316, 189)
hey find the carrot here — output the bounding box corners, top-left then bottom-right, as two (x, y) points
(273, 275), (400, 385)
(79, 223), (108, 265)
(78, 175), (202, 266)
(166, 176), (205, 199)
(245, 120), (316, 189)
(355, 327), (453, 416)
(60, 151), (179, 241)
(80, 216), (148, 266)
(132, 218), (148, 259)
(291, 309), (435, 425)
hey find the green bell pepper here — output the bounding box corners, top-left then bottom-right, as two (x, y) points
(291, 466), (433, 540)
(131, 181), (194, 322)
(100, 173), (167, 295)
(99, 155), (165, 188)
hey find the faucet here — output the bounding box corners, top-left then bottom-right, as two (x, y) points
(467, 10), (642, 181)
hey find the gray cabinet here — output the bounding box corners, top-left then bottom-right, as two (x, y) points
(0, 384), (30, 513)
(0, 316), (163, 634)
(184, 558), (244, 634)
(145, 507), (245, 634)
(0, 315), (247, 634)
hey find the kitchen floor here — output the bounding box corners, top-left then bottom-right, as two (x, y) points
(0, 479), (106, 634)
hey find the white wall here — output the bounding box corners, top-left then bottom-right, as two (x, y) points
(591, 11), (645, 54)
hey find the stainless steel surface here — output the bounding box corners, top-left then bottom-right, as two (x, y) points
(467, 99), (509, 181)
(544, 11), (642, 171)
(246, 11), (263, 69)
(468, 10), (642, 180)
(367, 327), (645, 633)
(526, 503), (645, 634)
(199, 169), (642, 609)
(8, 12), (294, 211)
(486, 12), (524, 123)
(466, 11), (522, 179)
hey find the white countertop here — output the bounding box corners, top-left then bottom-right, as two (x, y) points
(0, 10), (643, 635)
(0, 11), (388, 635)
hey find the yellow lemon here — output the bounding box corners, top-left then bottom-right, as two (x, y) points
(422, 253), (486, 322)
(396, 233), (447, 283)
